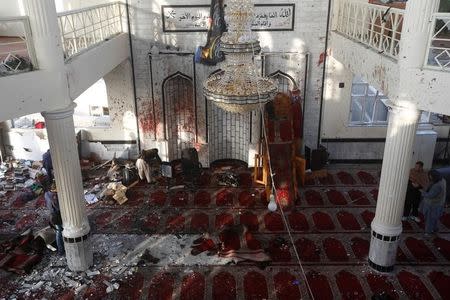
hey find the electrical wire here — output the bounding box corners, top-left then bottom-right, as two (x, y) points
(250, 43), (315, 300)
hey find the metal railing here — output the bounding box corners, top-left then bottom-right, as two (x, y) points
(0, 17), (37, 76)
(58, 2), (125, 60)
(425, 13), (450, 71)
(334, 0), (404, 59)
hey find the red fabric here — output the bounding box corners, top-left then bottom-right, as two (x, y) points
(34, 121), (45, 129)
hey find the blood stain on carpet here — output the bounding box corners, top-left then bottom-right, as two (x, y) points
(83, 275), (111, 300)
(243, 271), (268, 300)
(213, 272), (236, 300)
(288, 211), (309, 231)
(366, 273), (398, 299)
(428, 271), (450, 299)
(190, 212), (209, 232)
(245, 231), (262, 250)
(440, 213), (450, 229)
(118, 272), (144, 299)
(215, 213), (234, 230)
(335, 270), (365, 300)
(357, 171), (377, 185)
(273, 271), (301, 300)
(34, 195), (46, 208)
(295, 238), (321, 261)
(405, 237), (436, 262)
(180, 272), (205, 300)
(312, 211), (335, 230)
(306, 270), (333, 300)
(141, 213), (160, 233)
(348, 190), (370, 205)
(166, 214), (185, 232)
(194, 190), (211, 207)
(396, 247), (409, 262)
(397, 271), (433, 300)
(216, 189), (234, 206)
(323, 237), (349, 261)
(304, 190), (324, 205)
(126, 190), (145, 206)
(318, 174), (336, 185)
(93, 212), (112, 229)
(150, 190), (167, 206)
(116, 213), (133, 232)
(350, 237), (369, 260)
(337, 211), (361, 230)
(238, 190), (256, 207)
(267, 238), (292, 262)
(219, 229), (241, 251)
(16, 213), (38, 231)
(433, 237), (450, 260)
(240, 212), (259, 231)
(361, 210), (375, 227)
(402, 220), (413, 231)
(264, 212), (285, 231)
(170, 191), (189, 207)
(326, 189), (347, 205)
(148, 273), (174, 300)
(337, 171), (356, 185)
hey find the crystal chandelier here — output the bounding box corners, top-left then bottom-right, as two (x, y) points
(203, 0), (277, 113)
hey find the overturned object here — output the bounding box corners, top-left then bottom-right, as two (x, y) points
(104, 182), (128, 205)
(217, 172), (239, 187)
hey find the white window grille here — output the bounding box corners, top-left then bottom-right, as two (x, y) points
(335, 0), (404, 59)
(58, 2), (125, 60)
(349, 77), (389, 125)
(425, 13), (450, 71)
(0, 17), (37, 76)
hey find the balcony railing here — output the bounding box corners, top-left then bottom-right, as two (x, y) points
(335, 0), (404, 59)
(0, 17), (37, 77)
(425, 13), (450, 71)
(58, 2), (125, 60)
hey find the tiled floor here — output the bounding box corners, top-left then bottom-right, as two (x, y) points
(1, 165), (450, 299)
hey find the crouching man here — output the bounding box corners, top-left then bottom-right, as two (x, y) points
(44, 182), (64, 255)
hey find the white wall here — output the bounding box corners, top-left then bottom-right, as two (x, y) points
(129, 0), (329, 164)
(54, 0), (122, 13)
(0, 0), (25, 17)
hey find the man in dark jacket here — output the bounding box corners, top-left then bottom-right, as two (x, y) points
(42, 149), (53, 183)
(45, 182), (64, 255)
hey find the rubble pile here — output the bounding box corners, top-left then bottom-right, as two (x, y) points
(0, 159), (45, 198)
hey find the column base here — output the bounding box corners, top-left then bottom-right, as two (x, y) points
(63, 233), (93, 271)
(368, 229), (400, 273)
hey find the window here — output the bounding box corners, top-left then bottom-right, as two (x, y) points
(349, 77), (389, 125)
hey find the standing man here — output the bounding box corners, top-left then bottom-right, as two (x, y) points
(42, 149), (53, 184)
(421, 170), (447, 236)
(136, 151), (151, 184)
(403, 161), (428, 222)
(45, 182), (64, 255)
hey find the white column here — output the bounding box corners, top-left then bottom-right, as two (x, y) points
(42, 104), (93, 271)
(24, 0), (65, 70)
(398, 0), (439, 70)
(368, 103), (420, 272)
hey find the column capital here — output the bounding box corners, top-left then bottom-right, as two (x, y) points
(42, 102), (76, 120)
(385, 100), (421, 121)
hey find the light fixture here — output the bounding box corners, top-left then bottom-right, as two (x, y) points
(203, 0), (277, 113)
(268, 193), (277, 212)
